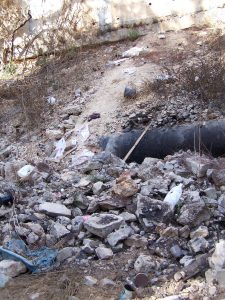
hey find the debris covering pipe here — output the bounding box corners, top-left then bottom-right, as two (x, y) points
(101, 119), (225, 163)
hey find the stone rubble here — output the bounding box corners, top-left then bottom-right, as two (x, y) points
(1, 125), (225, 298)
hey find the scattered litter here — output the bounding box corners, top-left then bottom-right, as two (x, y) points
(47, 96), (57, 105)
(0, 239), (57, 273)
(72, 149), (94, 166)
(164, 184), (183, 211)
(55, 138), (66, 159)
(88, 113), (101, 122)
(76, 123), (90, 142)
(0, 192), (14, 206)
(17, 165), (35, 179)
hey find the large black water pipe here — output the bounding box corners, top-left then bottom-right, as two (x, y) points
(101, 119), (225, 163)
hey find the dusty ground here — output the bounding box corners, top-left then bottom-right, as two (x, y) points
(0, 26), (223, 300)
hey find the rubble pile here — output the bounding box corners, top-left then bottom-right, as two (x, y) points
(0, 139), (225, 298)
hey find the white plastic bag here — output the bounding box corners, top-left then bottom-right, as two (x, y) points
(55, 138), (66, 159)
(164, 183), (183, 211)
(76, 123), (89, 142)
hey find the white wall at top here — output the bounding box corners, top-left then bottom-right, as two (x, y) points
(20, 0), (225, 30)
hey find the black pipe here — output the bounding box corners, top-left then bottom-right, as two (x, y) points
(101, 119), (225, 163)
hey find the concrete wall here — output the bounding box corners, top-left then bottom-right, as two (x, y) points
(21, 0), (225, 32)
(10, 0), (225, 57)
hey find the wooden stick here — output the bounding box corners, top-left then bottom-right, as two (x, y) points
(123, 123), (151, 162)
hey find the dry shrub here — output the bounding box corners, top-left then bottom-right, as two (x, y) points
(147, 47), (225, 108)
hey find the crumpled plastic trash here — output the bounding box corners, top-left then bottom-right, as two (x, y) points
(164, 183), (183, 211)
(55, 137), (66, 159)
(72, 149), (94, 166)
(76, 123), (90, 142)
(0, 239), (57, 273)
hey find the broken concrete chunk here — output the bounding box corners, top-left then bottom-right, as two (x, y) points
(177, 192), (210, 227)
(119, 212), (137, 222)
(212, 169), (225, 186)
(92, 181), (104, 195)
(95, 247), (113, 259)
(134, 255), (156, 273)
(107, 225), (132, 247)
(189, 237), (209, 253)
(17, 165), (35, 179)
(50, 223), (70, 239)
(124, 234), (148, 248)
(39, 202), (71, 217)
(185, 156), (213, 177)
(190, 226), (209, 239)
(0, 260), (27, 277)
(84, 213), (123, 238)
(136, 195), (172, 231)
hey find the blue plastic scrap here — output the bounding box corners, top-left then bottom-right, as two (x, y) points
(0, 239), (58, 273)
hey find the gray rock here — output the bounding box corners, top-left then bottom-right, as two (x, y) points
(140, 177), (170, 196)
(0, 273), (10, 288)
(119, 212), (137, 222)
(134, 255), (156, 273)
(177, 192), (210, 227)
(170, 245), (183, 258)
(0, 260), (27, 277)
(56, 247), (78, 263)
(107, 225), (132, 247)
(84, 276), (98, 286)
(95, 247), (113, 260)
(26, 232), (39, 245)
(39, 202), (71, 217)
(136, 195), (171, 231)
(71, 216), (84, 234)
(84, 213), (123, 238)
(212, 169), (225, 186)
(138, 157), (161, 181)
(218, 195), (225, 214)
(185, 156), (213, 177)
(92, 181), (104, 195)
(50, 223), (70, 238)
(190, 226), (209, 239)
(189, 237), (209, 253)
(204, 187), (217, 199)
(25, 223), (44, 235)
(124, 234), (148, 248)
(124, 86), (137, 98)
(179, 255), (194, 267)
(209, 240), (225, 269)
